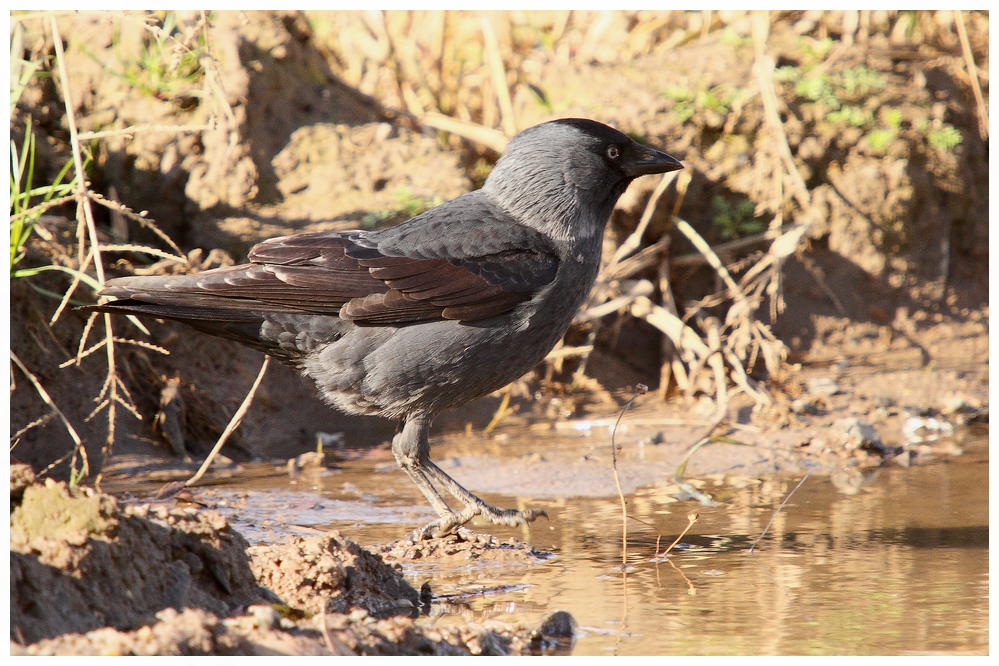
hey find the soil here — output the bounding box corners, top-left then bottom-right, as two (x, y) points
(9, 10), (988, 655)
(10, 464), (566, 655)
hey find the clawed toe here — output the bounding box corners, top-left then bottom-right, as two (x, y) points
(483, 507), (548, 528)
(407, 505), (547, 542)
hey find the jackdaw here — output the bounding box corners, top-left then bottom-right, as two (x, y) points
(85, 118), (683, 539)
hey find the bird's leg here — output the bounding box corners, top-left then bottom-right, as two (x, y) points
(422, 460), (547, 534)
(392, 415), (453, 518)
(393, 413), (545, 540)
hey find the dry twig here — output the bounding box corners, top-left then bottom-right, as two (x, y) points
(748, 470), (811, 553)
(10, 351), (89, 483)
(186, 356), (270, 487)
(610, 383), (648, 568)
(954, 10), (988, 140)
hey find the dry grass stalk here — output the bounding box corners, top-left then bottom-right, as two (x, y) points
(10, 351), (89, 483)
(49, 245), (94, 325)
(480, 13), (517, 137)
(609, 171), (681, 269)
(658, 512), (698, 559)
(752, 11), (810, 212)
(481, 386), (514, 434)
(954, 10), (989, 140)
(8, 195), (75, 226)
(610, 384), (648, 568)
(76, 123), (216, 142)
(420, 112), (509, 151)
(186, 356), (270, 487)
(11, 412), (57, 445)
(50, 15), (129, 484)
(747, 470), (811, 553)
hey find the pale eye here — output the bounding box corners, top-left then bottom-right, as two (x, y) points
(606, 145), (621, 160)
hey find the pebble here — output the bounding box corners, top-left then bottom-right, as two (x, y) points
(833, 417), (883, 451)
(940, 395), (968, 415)
(902, 416), (954, 444)
(249, 604), (281, 630)
(791, 398), (819, 415)
(807, 377), (841, 397)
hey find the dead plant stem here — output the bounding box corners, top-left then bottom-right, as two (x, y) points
(610, 384), (648, 567)
(659, 513), (699, 559)
(609, 170), (680, 268)
(76, 123), (216, 142)
(50, 245), (94, 325)
(10, 351), (89, 481)
(954, 10), (988, 140)
(51, 15), (125, 484)
(752, 11), (811, 211)
(480, 13), (517, 137)
(748, 470), (811, 553)
(186, 356), (270, 487)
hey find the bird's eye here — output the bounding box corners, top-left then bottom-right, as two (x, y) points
(606, 144), (621, 160)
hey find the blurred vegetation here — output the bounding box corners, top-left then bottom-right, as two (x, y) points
(361, 187), (445, 230)
(711, 196), (764, 240)
(110, 12), (205, 102)
(9, 31), (78, 276)
(9, 125), (77, 273)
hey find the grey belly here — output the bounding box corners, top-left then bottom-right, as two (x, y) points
(261, 260), (595, 421)
(297, 314), (564, 420)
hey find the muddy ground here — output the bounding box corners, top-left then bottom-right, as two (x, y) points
(9, 11), (988, 655)
(10, 463), (572, 655)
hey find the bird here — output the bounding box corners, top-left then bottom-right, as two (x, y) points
(85, 118), (683, 540)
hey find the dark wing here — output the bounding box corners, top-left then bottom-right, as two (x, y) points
(95, 235), (378, 319)
(340, 246), (557, 324)
(340, 191), (561, 323)
(92, 193), (560, 326)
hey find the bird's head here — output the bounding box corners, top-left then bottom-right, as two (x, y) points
(482, 118), (683, 243)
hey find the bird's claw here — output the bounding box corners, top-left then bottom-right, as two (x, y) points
(407, 505), (548, 542)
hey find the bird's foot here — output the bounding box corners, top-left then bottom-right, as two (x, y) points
(407, 504), (547, 542)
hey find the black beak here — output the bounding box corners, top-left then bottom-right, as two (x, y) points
(621, 144), (684, 178)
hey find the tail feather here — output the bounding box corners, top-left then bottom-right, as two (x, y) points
(82, 299), (262, 323)
(79, 274), (287, 357)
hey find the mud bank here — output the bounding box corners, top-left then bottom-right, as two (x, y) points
(10, 464), (571, 655)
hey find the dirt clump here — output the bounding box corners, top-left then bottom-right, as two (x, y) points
(10, 464), (259, 645)
(378, 530), (554, 566)
(10, 608), (309, 656)
(247, 531), (420, 616)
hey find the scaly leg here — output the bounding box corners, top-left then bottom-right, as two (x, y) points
(392, 412), (545, 540)
(391, 415), (452, 517)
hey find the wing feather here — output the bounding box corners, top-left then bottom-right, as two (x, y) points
(93, 193), (561, 327)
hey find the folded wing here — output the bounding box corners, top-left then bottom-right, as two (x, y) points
(95, 196), (560, 327)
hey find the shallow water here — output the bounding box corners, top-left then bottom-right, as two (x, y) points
(140, 427), (988, 655)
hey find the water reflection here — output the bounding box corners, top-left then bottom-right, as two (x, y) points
(396, 437), (988, 655)
(114, 432), (987, 655)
